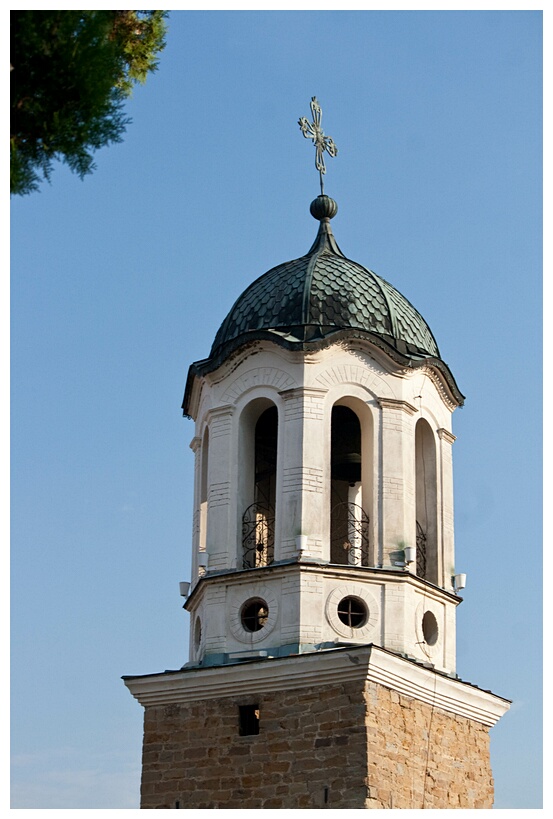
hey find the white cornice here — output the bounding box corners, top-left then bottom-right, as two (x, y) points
(189, 436), (201, 453)
(124, 644), (509, 727)
(184, 562), (460, 610)
(204, 404), (235, 423)
(279, 387), (327, 400)
(377, 397), (419, 416)
(437, 428), (457, 444)
(418, 365), (459, 411)
(207, 343), (263, 384)
(185, 377), (202, 420)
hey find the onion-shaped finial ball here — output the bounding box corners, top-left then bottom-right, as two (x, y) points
(310, 194), (338, 221)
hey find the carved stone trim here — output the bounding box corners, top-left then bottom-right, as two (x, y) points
(189, 436), (202, 453)
(208, 343), (265, 385)
(185, 377), (203, 421)
(315, 360), (393, 398)
(227, 583), (279, 644)
(279, 387), (327, 400)
(418, 366), (459, 411)
(204, 405), (235, 423)
(325, 583), (380, 641)
(222, 367), (296, 403)
(377, 398), (418, 416)
(437, 428), (456, 445)
(124, 644), (510, 727)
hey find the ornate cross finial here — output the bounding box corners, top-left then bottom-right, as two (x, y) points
(298, 97), (338, 195)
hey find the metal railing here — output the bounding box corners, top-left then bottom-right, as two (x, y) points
(242, 503), (275, 569)
(330, 502), (370, 567)
(416, 520), (427, 579)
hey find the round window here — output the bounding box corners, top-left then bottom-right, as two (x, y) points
(422, 611), (439, 646)
(241, 598), (269, 633)
(337, 596), (368, 628)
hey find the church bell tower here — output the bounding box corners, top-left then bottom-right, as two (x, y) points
(124, 99), (509, 809)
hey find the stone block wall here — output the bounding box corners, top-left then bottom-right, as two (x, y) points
(140, 680), (368, 809)
(139, 676), (494, 809)
(364, 681), (494, 809)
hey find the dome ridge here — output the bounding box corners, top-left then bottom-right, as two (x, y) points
(208, 212), (442, 363)
(203, 197), (458, 382)
(301, 217), (344, 326)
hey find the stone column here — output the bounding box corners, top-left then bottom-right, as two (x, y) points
(378, 398), (418, 567)
(347, 482), (363, 566)
(204, 405), (235, 572)
(438, 428), (456, 590)
(189, 435), (202, 583)
(279, 388), (326, 560)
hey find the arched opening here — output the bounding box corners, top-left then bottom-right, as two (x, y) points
(415, 418), (438, 583)
(240, 402), (278, 569)
(330, 405), (370, 566)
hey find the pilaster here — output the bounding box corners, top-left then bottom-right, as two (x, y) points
(438, 428), (456, 590)
(279, 387), (327, 560)
(203, 405), (235, 571)
(189, 435), (202, 581)
(378, 398), (418, 565)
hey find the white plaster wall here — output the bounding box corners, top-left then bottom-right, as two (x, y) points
(186, 339), (459, 670)
(313, 569), (457, 674)
(190, 566), (458, 674)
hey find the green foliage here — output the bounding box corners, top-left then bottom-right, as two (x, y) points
(10, 10), (167, 196)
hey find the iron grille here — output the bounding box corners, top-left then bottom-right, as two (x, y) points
(242, 503), (275, 569)
(330, 502), (370, 567)
(416, 520), (427, 579)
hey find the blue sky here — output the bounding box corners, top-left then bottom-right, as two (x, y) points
(10, 8), (542, 811)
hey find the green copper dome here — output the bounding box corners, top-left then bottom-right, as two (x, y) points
(183, 196), (464, 414)
(210, 196), (439, 361)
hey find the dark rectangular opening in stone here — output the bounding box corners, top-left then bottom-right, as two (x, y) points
(238, 704), (260, 736)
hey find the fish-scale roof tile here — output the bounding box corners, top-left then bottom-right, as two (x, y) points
(210, 199), (440, 361)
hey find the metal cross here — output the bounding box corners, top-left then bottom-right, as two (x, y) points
(298, 97), (338, 195)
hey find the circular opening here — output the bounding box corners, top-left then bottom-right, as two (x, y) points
(194, 617), (202, 651)
(241, 598), (269, 632)
(337, 596), (367, 628)
(422, 610), (439, 646)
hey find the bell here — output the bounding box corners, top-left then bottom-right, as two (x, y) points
(331, 406), (362, 484)
(331, 452), (361, 484)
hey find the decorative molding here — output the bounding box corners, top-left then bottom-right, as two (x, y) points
(325, 584), (380, 641)
(189, 436), (202, 453)
(315, 361), (393, 398)
(418, 366), (458, 412)
(339, 341), (404, 378)
(377, 398), (418, 416)
(222, 367), (296, 403)
(437, 428), (456, 445)
(385, 361), (462, 410)
(124, 644), (510, 727)
(227, 583), (279, 644)
(204, 405), (235, 423)
(185, 377), (204, 421)
(279, 387), (327, 400)
(208, 343), (265, 385)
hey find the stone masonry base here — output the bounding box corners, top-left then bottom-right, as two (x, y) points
(138, 676), (494, 809)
